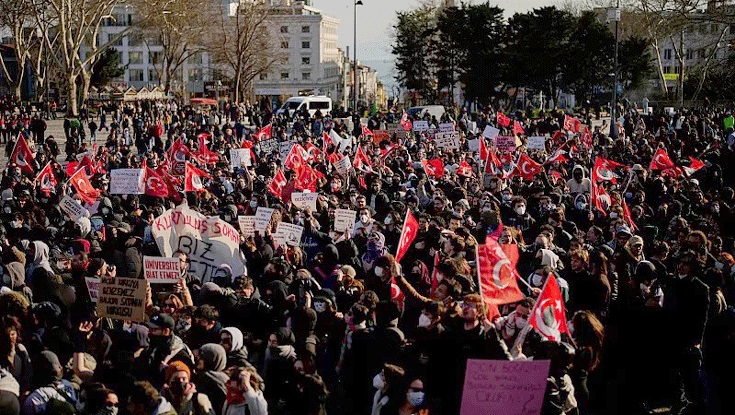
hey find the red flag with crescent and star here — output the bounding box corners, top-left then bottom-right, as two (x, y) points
(476, 238), (525, 305)
(421, 159), (445, 178)
(497, 111), (511, 128)
(649, 148), (677, 171)
(36, 162), (57, 195)
(254, 124), (272, 142)
(514, 153), (543, 180)
(268, 169), (288, 201)
(68, 167), (101, 204)
(590, 178), (611, 215)
(564, 115), (582, 133)
(361, 125), (374, 137)
(592, 156), (624, 183)
(10, 133), (34, 174)
(143, 160), (170, 198)
(400, 111), (413, 131)
(395, 211), (419, 263)
(528, 274), (570, 342)
(184, 163), (210, 193)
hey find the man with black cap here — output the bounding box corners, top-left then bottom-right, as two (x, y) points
(135, 313), (195, 388)
(23, 351), (79, 415)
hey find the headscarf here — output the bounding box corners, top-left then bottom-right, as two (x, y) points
(362, 231), (387, 266)
(222, 327), (244, 353)
(27, 241), (53, 279)
(199, 343), (227, 372)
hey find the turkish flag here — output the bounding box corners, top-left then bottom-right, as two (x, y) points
(294, 165), (322, 192)
(284, 144), (306, 173)
(156, 164), (182, 194)
(167, 139), (192, 163)
(581, 129), (593, 149)
(254, 124), (272, 142)
(361, 125), (373, 137)
(400, 111), (413, 131)
(457, 160), (473, 177)
(564, 115), (582, 133)
(69, 168), (101, 204)
(528, 274), (570, 342)
(512, 120), (525, 136)
(10, 133), (34, 174)
(649, 148), (677, 171)
(681, 156), (705, 176)
(497, 111), (511, 128)
(353, 145), (372, 170)
(476, 239), (524, 305)
(196, 133), (219, 164)
(622, 200), (638, 231)
(590, 178), (611, 215)
(429, 252), (441, 296)
(479, 137), (488, 161)
(36, 162), (57, 195)
(421, 159), (445, 178)
(184, 163), (210, 193)
(144, 164), (170, 198)
(592, 156), (624, 183)
(395, 211), (419, 263)
(268, 169), (288, 200)
(544, 148), (569, 165)
(514, 153), (543, 180)
(304, 142), (322, 162)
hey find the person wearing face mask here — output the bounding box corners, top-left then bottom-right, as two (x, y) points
(504, 197), (535, 233)
(494, 297), (534, 349)
(566, 165), (591, 195)
(393, 377), (430, 415)
(353, 207), (375, 239)
(135, 313), (195, 389)
(311, 289), (345, 383)
(161, 361), (215, 415)
(370, 364), (406, 415)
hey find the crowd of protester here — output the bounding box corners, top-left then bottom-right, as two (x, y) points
(0, 94), (734, 415)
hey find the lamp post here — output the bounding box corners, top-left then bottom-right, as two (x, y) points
(353, 0), (363, 113)
(608, 0), (621, 138)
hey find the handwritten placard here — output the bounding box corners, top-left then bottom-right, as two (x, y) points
(494, 136), (517, 152)
(467, 139), (480, 153)
(460, 359), (550, 415)
(434, 132), (460, 150)
(483, 125), (500, 140)
(274, 222), (304, 246)
(60, 196), (88, 221)
(412, 120), (430, 132)
(143, 256), (180, 284)
(333, 155), (352, 176)
(334, 209), (356, 233)
(230, 148), (251, 170)
(110, 169), (146, 194)
(254, 207), (275, 232)
(527, 136), (546, 150)
(85, 277), (100, 303)
(439, 122), (455, 132)
(238, 216), (256, 237)
(259, 138), (279, 155)
(96, 276), (147, 322)
(291, 192), (318, 211)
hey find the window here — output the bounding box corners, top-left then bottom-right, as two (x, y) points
(188, 68), (203, 82)
(280, 26), (288, 33)
(302, 72), (310, 80)
(663, 66), (670, 74)
(663, 49), (672, 60)
(128, 33), (143, 47)
(109, 34), (123, 46)
(149, 70), (159, 83)
(129, 69), (144, 82)
(674, 65), (681, 74)
(698, 48), (706, 59)
(281, 72), (289, 80)
(301, 41), (310, 49)
(191, 52), (203, 65)
(149, 51), (162, 64)
(128, 51), (143, 64)
(302, 25), (310, 33)
(281, 41), (289, 49)
(730, 23), (735, 34)
(259, 73), (268, 80)
(301, 57), (310, 65)
(685, 49), (693, 60)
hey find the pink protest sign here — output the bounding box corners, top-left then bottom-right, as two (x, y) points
(460, 359), (550, 415)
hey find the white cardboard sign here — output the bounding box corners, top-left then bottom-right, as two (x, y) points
(274, 222), (304, 246)
(334, 209), (356, 233)
(291, 192), (318, 211)
(143, 256), (181, 284)
(110, 169), (146, 194)
(230, 148), (252, 170)
(254, 207), (275, 232)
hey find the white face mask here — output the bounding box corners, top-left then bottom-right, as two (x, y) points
(610, 212), (619, 219)
(374, 266), (384, 277)
(516, 315), (528, 329)
(372, 373), (384, 389)
(678, 274), (688, 279)
(384, 216), (392, 225)
(531, 273), (544, 287)
(502, 194), (512, 202)
(313, 302), (326, 313)
(360, 215), (370, 224)
(10, 220), (21, 229)
(515, 206), (526, 215)
(576, 202), (586, 210)
(250, 200), (258, 208)
(639, 282), (651, 296)
(223, 214), (232, 222)
(407, 391), (425, 407)
(418, 314), (432, 328)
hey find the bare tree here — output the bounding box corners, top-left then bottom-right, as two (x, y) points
(131, 0), (210, 96)
(0, 0), (42, 99)
(206, 0), (283, 103)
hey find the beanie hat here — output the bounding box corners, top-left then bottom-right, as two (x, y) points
(165, 361), (191, 382)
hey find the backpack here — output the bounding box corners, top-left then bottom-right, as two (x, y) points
(43, 384), (77, 415)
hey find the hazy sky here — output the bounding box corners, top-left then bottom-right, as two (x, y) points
(311, 0), (561, 62)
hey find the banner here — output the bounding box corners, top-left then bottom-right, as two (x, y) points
(60, 196), (87, 221)
(467, 139), (480, 153)
(279, 140), (297, 160)
(110, 169), (146, 194)
(97, 276), (147, 323)
(494, 136), (517, 152)
(291, 192), (318, 211)
(151, 204), (245, 282)
(143, 256), (181, 284)
(527, 136), (546, 150)
(412, 120), (430, 132)
(333, 155), (352, 176)
(238, 216), (256, 237)
(230, 148), (251, 170)
(460, 359), (550, 415)
(254, 207), (275, 232)
(371, 130), (390, 144)
(85, 277), (100, 303)
(434, 132), (460, 150)
(439, 122), (455, 132)
(482, 125), (500, 140)
(334, 208), (356, 233)
(274, 222), (304, 246)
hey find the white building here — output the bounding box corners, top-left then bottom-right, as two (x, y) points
(253, 0), (341, 107)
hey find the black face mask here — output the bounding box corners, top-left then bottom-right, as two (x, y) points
(149, 333), (170, 348)
(169, 381), (187, 395)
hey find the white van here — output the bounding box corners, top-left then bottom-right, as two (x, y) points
(277, 96), (333, 118)
(407, 105), (446, 120)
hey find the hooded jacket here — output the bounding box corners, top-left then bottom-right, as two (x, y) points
(566, 165), (591, 195)
(4, 261), (32, 303)
(194, 344), (229, 415)
(223, 327), (251, 368)
(27, 241), (52, 283)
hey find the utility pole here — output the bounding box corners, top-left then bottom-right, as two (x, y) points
(609, 0), (621, 138)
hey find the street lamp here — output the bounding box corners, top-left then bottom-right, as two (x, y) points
(353, 0), (363, 113)
(608, 1), (621, 138)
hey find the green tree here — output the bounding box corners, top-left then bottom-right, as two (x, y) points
(391, 6), (436, 103)
(563, 11), (614, 101)
(458, 3), (505, 105)
(431, 6), (464, 101)
(505, 7), (577, 107)
(618, 36), (653, 91)
(90, 48), (125, 88)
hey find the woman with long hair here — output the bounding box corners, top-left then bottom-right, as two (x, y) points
(0, 316), (32, 395)
(571, 311), (605, 415)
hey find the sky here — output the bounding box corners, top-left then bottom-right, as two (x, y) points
(311, 0), (560, 62)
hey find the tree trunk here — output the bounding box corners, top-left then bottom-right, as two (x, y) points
(67, 74), (79, 117)
(81, 70), (91, 108)
(234, 70), (242, 104)
(14, 84), (22, 101)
